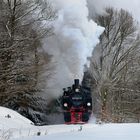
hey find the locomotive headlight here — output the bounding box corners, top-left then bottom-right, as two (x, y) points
(75, 88), (79, 92)
(87, 102), (91, 106)
(64, 103), (68, 107)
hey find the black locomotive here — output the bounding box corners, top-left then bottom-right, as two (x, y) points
(62, 79), (92, 124)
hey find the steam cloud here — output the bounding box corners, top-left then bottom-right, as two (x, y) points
(44, 0), (104, 99)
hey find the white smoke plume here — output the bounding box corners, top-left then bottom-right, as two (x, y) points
(44, 0), (104, 99)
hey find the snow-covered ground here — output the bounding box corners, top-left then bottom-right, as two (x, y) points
(0, 107), (140, 140)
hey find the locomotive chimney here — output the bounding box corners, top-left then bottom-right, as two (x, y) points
(74, 79), (79, 88)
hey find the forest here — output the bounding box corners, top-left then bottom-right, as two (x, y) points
(0, 0), (140, 124)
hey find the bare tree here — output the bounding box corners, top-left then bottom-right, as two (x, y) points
(89, 7), (140, 122)
(0, 0), (55, 122)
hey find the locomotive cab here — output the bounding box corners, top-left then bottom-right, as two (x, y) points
(62, 79), (92, 124)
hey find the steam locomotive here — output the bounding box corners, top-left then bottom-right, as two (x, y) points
(62, 79), (92, 124)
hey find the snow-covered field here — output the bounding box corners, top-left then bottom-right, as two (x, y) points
(0, 107), (140, 140)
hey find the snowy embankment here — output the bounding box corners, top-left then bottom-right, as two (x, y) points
(0, 107), (87, 139)
(0, 107), (140, 140)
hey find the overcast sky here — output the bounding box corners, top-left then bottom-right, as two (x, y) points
(88, 0), (140, 22)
